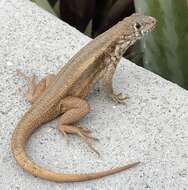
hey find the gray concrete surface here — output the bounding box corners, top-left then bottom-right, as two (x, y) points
(0, 0), (188, 189)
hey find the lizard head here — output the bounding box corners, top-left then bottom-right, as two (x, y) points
(117, 13), (156, 45)
(123, 13), (156, 37)
(106, 13), (156, 62)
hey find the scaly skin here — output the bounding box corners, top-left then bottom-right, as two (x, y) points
(11, 13), (156, 182)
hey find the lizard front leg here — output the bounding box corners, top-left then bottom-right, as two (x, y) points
(17, 70), (55, 103)
(102, 63), (128, 104)
(58, 96), (100, 156)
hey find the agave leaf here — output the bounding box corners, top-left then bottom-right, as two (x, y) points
(31, 0), (57, 16)
(48, 0), (58, 7)
(60, 0), (96, 32)
(92, 0), (135, 37)
(135, 0), (188, 89)
(53, 0), (60, 17)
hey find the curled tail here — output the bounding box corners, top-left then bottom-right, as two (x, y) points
(11, 118), (140, 183)
(12, 150), (140, 182)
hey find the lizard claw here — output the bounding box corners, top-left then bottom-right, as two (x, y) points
(109, 92), (129, 105)
(59, 125), (100, 156)
(17, 69), (37, 90)
(16, 69), (38, 103)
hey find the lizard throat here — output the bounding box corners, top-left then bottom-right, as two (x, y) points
(104, 38), (134, 67)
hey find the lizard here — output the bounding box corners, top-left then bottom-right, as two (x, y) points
(11, 13), (156, 183)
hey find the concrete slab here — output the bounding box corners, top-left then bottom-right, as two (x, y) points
(0, 0), (187, 189)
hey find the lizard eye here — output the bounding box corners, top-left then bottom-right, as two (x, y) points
(134, 22), (141, 30)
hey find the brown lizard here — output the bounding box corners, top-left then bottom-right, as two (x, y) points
(11, 13), (156, 182)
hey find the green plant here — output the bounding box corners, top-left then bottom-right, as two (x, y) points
(134, 0), (188, 89)
(31, 0), (135, 37)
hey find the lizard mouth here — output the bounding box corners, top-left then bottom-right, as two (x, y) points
(142, 24), (156, 36)
(141, 29), (153, 36)
(141, 18), (157, 36)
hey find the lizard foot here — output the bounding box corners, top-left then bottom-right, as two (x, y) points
(17, 69), (37, 102)
(17, 69), (55, 103)
(59, 125), (100, 156)
(109, 92), (129, 105)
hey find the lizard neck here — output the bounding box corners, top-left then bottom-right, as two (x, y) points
(104, 36), (135, 67)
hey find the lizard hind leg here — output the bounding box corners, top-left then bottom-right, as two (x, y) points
(17, 69), (55, 103)
(58, 96), (100, 156)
